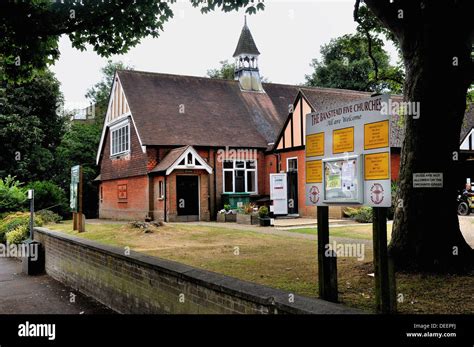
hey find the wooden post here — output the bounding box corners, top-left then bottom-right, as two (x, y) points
(372, 207), (396, 313)
(317, 206), (338, 302)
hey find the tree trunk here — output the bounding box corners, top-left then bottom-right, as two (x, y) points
(364, 0), (473, 272)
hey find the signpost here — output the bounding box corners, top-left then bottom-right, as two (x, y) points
(70, 165), (85, 232)
(305, 94), (396, 312)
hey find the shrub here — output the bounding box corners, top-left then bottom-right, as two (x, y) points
(239, 203), (256, 215)
(258, 206), (269, 218)
(37, 209), (62, 224)
(223, 204), (231, 212)
(0, 175), (27, 213)
(0, 212), (43, 242)
(344, 207), (373, 223)
(6, 224), (29, 244)
(26, 181), (68, 216)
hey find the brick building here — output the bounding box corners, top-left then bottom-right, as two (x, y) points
(96, 21), (473, 221)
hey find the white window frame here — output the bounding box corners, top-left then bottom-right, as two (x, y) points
(110, 119), (130, 157)
(158, 180), (164, 199)
(223, 159), (258, 194)
(287, 157), (298, 172)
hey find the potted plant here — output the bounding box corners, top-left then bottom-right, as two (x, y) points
(236, 203), (259, 225)
(217, 204), (236, 222)
(258, 206), (271, 227)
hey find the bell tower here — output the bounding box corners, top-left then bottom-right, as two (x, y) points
(233, 17), (263, 92)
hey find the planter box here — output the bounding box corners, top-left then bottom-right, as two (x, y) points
(236, 214), (259, 225)
(217, 213), (237, 223)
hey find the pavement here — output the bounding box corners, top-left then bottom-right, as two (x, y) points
(0, 257), (114, 314)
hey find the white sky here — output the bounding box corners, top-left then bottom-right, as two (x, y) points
(51, 0), (398, 109)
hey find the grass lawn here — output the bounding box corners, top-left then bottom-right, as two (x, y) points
(45, 221), (474, 314)
(287, 223), (392, 240)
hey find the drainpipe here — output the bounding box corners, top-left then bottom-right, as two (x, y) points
(164, 175), (167, 222)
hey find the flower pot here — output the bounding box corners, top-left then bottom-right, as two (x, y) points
(237, 214), (259, 225)
(259, 217), (271, 227)
(217, 213), (236, 223)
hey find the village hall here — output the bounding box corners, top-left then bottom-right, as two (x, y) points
(95, 20), (473, 222)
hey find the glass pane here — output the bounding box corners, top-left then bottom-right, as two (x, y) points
(235, 161), (245, 168)
(247, 171), (256, 192)
(223, 161), (233, 169)
(235, 170), (245, 192)
(224, 171), (233, 192)
(246, 160), (256, 169)
(288, 158), (297, 171)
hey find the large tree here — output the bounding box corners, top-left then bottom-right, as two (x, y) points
(0, 1), (263, 84)
(305, 33), (403, 93)
(0, 69), (66, 181)
(356, 1), (474, 272)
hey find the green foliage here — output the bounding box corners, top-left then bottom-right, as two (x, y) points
(0, 70), (66, 182)
(305, 33), (403, 93)
(56, 122), (102, 218)
(26, 181), (68, 216)
(1, 1), (263, 83)
(0, 176), (27, 213)
(223, 204), (231, 212)
(37, 209), (62, 224)
(0, 212), (43, 243)
(207, 60), (236, 80)
(344, 206), (373, 223)
(258, 206), (269, 218)
(6, 224), (29, 244)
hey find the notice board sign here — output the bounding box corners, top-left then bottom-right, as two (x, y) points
(70, 165), (80, 212)
(305, 94), (392, 207)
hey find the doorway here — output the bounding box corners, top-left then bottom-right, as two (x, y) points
(287, 158), (299, 215)
(176, 175), (199, 220)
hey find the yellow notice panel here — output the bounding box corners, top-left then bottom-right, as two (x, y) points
(364, 120), (389, 150)
(306, 133), (324, 157)
(333, 127), (354, 154)
(364, 152), (390, 180)
(306, 160), (322, 183)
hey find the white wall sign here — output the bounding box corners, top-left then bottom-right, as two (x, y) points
(270, 173), (288, 215)
(305, 94), (392, 207)
(413, 173), (443, 188)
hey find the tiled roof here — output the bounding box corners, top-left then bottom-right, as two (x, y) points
(232, 23), (260, 57)
(118, 70), (295, 149)
(149, 146), (188, 173)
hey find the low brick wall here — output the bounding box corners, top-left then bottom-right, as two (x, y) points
(33, 227), (361, 314)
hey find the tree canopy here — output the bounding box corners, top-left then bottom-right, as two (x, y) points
(305, 33), (403, 93)
(0, 0), (264, 84)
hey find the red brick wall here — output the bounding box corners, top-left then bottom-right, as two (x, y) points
(99, 119), (148, 180)
(391, 151), (400, 181)
(99, 175), (149, 220)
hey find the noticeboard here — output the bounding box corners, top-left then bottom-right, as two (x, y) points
(70, 165), (80, 212)
(305, 94), (392, 207)
(323, 155), (363, 204)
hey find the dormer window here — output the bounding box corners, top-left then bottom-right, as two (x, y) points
(110, 120), (130, 156)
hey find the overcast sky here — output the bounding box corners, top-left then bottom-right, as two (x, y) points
(51, 0), (397, 110)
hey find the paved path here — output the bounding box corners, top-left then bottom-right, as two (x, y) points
(0, 257), (113, 314)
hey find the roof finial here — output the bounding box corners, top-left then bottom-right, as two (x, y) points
(244, 15), (247, 27)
